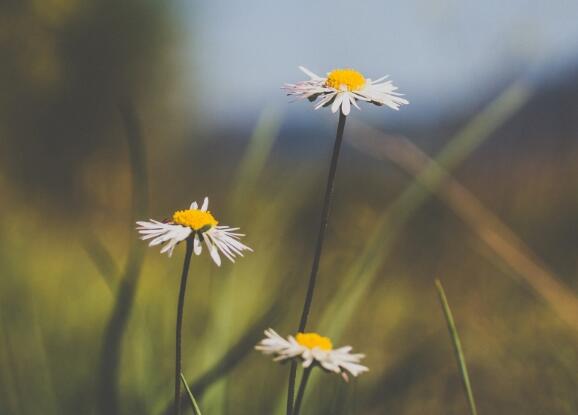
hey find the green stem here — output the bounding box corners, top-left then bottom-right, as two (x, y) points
(435, 279), (478, 415)
(292, 366), (313, 415)
(175, 239), (194, 415)
(287, 112), (347, 415)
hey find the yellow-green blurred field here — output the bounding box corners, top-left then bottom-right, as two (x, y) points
(2, 89), (578, 414)
(2, 1), (578, 414)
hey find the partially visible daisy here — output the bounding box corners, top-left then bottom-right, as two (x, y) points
(284, 66), (409, 115)
(255, 328), (368, 381)
(136, 197), (252, 266)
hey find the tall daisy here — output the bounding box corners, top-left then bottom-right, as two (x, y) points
(256, 329), (368, 415)
(283, 66), (407, 415)
(284, 66), (408, 116)
(136, 197), (251, 415)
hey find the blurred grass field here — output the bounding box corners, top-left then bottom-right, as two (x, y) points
(1, 77), (578, 414)
(2, 2), (578, 414)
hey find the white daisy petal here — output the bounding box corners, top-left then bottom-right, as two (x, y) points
(350, 96), (361, 110)
(331, 93), (344, 113)
(206, 233), (235, 262)
(370, 75), (389, 83)
(314, 92), (337, 110)
(193, 233), (202, 255)
(204, 226), (252, 263)
(200, 197), (209, 211)
(255, 329), (306, 361)
(299, 65), (323, 80)
(359, 82), (409, 110)
(341, 93), (351, 115)
(203, 235), (222, 266)
(136, 221), (191, 254)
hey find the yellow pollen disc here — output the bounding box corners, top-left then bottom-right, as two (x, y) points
(295, 332), (333, 351)
(325, 68), (366, 92)
(172, 209), (218, 231)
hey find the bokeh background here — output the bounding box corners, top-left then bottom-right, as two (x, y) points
(1, 1), (578, 414)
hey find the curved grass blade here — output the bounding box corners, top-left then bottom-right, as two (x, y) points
(82, 231), (119, 293)
(229, 105), (282, 215)
(435, 279), (478, 415)
(180, 373), (202, 415)
(98, 100), (148, 415)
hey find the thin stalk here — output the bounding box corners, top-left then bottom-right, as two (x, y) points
(286, 363), (297, 415)
(435, 279), (478, 415)
(292, 366), (313, 415)
(287, 112), (347, 414)
(298, 112), (347, 331)
(175, 239), (194, 415)
(180, 373), (203, 415)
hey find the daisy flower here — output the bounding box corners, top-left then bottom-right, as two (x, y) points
(255, 328), (368, 381)
(284, 66), (409, 115)
(136, 197), (252, 266)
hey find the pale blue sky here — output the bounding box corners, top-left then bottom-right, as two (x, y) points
(180, 0), (578, 122)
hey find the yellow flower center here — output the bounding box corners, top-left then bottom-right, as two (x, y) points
(172, 209), (218, 232)
(295, 332), (333, 351)
(325, 68), (366, 92)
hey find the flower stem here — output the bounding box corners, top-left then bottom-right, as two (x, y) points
(292, 366), (313, 415)
(287, 112), (347, 414)
(175, 239), (194, 415)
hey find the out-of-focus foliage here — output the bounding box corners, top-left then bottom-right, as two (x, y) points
(1, 2), (578, 415)
(0, 0), (174, 207)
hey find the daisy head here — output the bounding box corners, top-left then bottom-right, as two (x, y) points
(136, 197), (252, 266)
(284, 66), (409, 116)
(255, 328), (368, 381)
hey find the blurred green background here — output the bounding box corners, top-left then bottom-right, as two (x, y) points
(1, 1), (578, 414)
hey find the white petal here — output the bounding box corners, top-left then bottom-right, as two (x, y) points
(341, 94), (351, 115)
(200, 197), (209, 211)
(370, 75), (389, 84)
(314, 92), (336, 110)
(359, 81), (409, 110)
(203, 226), (252, 264)
(204, 236), (221, 266)
(351, 97), (361, 110)
(193, 233), (202, 255)
(136, 220), (192, 256)
(331, 94), (344, 113)
(299, 66), (323, 80)
(190, 201), (198, 209)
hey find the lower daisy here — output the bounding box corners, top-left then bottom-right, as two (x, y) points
(284, 66), (409, 115)
(136, 197), (252, 266)
(255, 328), (368, 381)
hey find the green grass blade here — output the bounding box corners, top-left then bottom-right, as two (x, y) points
(180, 373), (203, 415)
(230, 105), (282, 214)
(435, 279), (478, 415)
(98, 100), (148, 415)
(82, 232), (119, 293)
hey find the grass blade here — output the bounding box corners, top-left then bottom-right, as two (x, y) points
(82, 232), (119, 293)
(180, 373), (202, 415)
(98, 100), (148, 415)
(435, 279), (478, 415)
